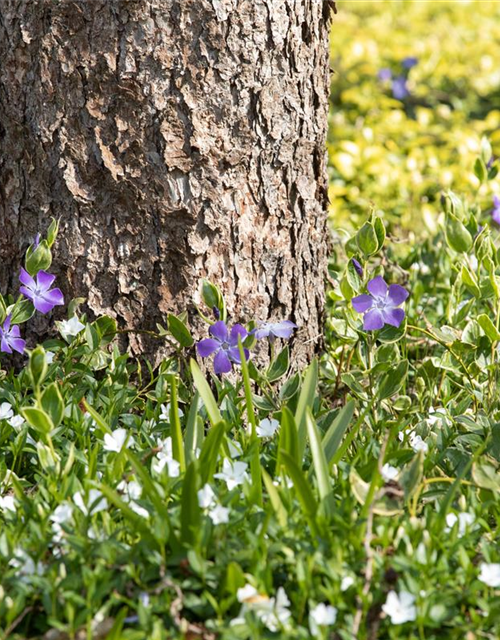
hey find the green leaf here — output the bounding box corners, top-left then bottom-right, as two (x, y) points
(445, 212), (473, 253)
(400, 451), (424, 500)
(185, 392), (202, 464)
(461, 265), (481, 298)
(199, 422), (226, 484)
(477, 314), (500, 342)
(306, 410), (334, 517)
(280, 451), (319, 536)
(322, 400), (355, 467)
(295, 359), (318, 459)
(168, 314), (194, 348)
(356, 221), (379, 256)
(262, 468), (288, 528)
(267, 346), (290, 382)
(277, 407), (299, 470)
(125, 451), (170, 527)
(93, 315), (117, 346)
(373, 215), (386, 251)
(22, 407), (54, 435)
(377, 359), (409, 400)
(472, 463), (500, 491)
(25, 239), (52, 275)
(29, 346), (48, 389)
(169, 375), (186, 473)
(190, 359), (222, 426)
(41, 383), (64, 428)
(8, 299), (35, 325)
(181, 463), (201, 546)
(350, 468), (402, 516)
(474, 157), (487, 183)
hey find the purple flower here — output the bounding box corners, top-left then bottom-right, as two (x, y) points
(196, 320), (249, 375)
(0, 315), (26, 354)
(352, 276), (409, 331)
(402, 56), (418, 69)
(487, 156), (495, 170)
(19, 268), (64, 314)
(492, 196), (500, 225)
(392, 76), (410, 100)
(351, 258), (363, 277)
(252, 320), (297, 341)
(378, 68), (392, 82)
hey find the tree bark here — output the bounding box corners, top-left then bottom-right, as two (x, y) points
(0, 0), (333, 367)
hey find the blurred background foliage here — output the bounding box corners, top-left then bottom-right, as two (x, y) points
(328, 0), (500, 237)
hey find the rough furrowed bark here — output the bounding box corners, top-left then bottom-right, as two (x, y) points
(0, 0), (334, 367)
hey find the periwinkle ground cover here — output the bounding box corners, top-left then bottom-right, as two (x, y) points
(2, 7), (500, 640)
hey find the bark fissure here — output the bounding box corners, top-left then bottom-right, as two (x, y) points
(0, 0), (334, 366)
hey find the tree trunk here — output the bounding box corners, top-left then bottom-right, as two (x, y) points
(0, 0), (334, 367)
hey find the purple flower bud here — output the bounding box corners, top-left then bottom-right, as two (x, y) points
(392, 76), (410, 100)
(351, 258), (363, 277)
(352, 276), (409, 331)
(378, 68), (392, 82)
(252, 320), (297, 341)
(492, 196), (500, 225)
(19, 268), (64, 314)
(212, 306), (221, 320)
(402, 56), (418, 69)
(196, 320), (249, 375)
(0, 315), (26, 354)
(33, 233), (40, 249)
(487, 156), (496, 170)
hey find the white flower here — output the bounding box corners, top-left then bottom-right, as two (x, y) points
(340, 575), (355, 591)
(117, 479), (142, 501)
(381, 463), (399, 482)
(50, 503), (73, 525)
(309, 602), (337, 636)
(197, 484), (216, 509)
(159, 402), (184, 422)
(8, 415), (25, 429)
(237, 584), (259, 602)
(233, 585), (291, 632)
(73, 489), (108, 515)
(258, 587), (291, 632)
(398, 427), (412, 442)
(0, 495), (16, 512)
(58, 316), (85, 340)
(153, 437), (180, 477)
(208, 504), (230, 525)
(427, 406), (446, 426)
(103, 428), (134, 453)
(256, 418), (279, 438)
(410, 434), (428, 454)
(9, 549), (44, 579)
(478, 562), (500, 588)
(445, 512), (475, 537)
(382, 590), (417, 625)
(129, 501), (150, 519)
(214, 459), (249, 490)
(45, 351), (55, 364)
(228, 439), (243, 458)
(0, 402), (14, 421)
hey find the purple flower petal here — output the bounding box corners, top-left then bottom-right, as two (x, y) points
(378, 68), (392, 81)
(36, 270), (56, 291)
(253, 326), (270, 340)
(41, 288), (64, 307)
(402, 56), (418, 69)
(9, 337), (26, 354)
(392, 76), (409, 100)
(229, 324), (248, 346)
(493, 209), (500, 226)
(352, 294), (373, 313)
(270, 321), (296, 339)
(387, 284), (409, 307)
(367, 276), (388, 298)
(33, 297), (57, 314)
(19, 268), (36, 289)
(383, 307), (405, 328)
(214, 350), (232, 374)
(8, 324), (20, 338)
(494, 195), (500, 209)
(197, 338), (220, 358)
(1, 337), (12, 354)
(3, 314), (11, 332)
(363, 309), (385, 331)
(209, 321), (228, 343)
(19, 286), (35, 304)
(227, 346), (250, 364)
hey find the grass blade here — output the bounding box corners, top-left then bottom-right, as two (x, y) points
(190, 359), (222, 426)
(295, 359), (318, 459)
